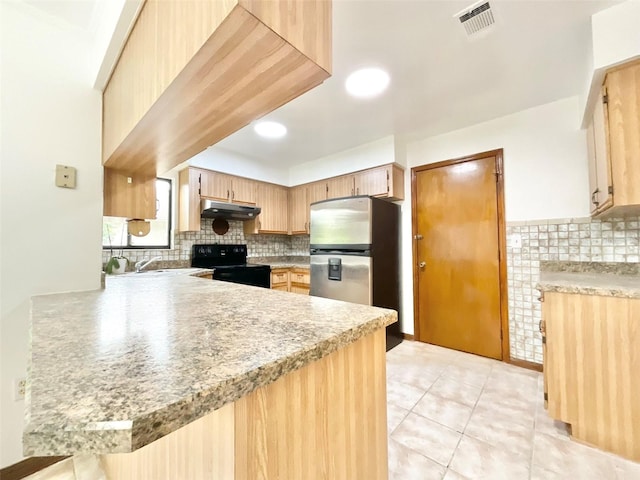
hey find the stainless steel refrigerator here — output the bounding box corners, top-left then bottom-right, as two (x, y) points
(309, 195), (402, 350)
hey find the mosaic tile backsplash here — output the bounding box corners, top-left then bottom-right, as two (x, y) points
(102, 220), (310, 266)
(506, 216), (640, 364)
(105, 214), (639, 365)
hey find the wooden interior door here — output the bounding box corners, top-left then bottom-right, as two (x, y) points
(412, 151), (506, 360)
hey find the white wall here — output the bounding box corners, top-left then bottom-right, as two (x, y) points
(187, 146), (290, 186)
(581, 0), (640, 126)
(288, 136), (396, 186)
(398, 96), (589, 335)
(591, 0), (640, 71)
(0, 4), (103, 467)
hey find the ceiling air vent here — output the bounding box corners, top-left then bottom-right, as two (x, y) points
(454, 1), (495, 37)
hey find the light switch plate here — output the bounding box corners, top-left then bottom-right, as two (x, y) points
(55, 164), (77, 189)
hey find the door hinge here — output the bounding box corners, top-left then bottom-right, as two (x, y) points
(608, 185), (614, 195)
(542, 335), (546, 345)
(500, 330), (503, 340)
(544, 392), (548, 401)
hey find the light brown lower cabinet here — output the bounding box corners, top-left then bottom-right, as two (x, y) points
(543, 291), (640, 461)
(101, 328), (388, 479)
(289, 268), (310, 295)
(270, 267), (309, 294)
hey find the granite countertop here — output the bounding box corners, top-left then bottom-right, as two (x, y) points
(114, 267), (213, 278)
(25, 273), (395, 456)
(248, 256), (310, 269)
(268, 262), (310, 269)
(537, 271), (640, 299)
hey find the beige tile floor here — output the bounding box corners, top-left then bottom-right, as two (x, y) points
(387, 340), (640, 480)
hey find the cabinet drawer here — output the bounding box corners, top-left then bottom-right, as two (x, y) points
(271, 270), (289, 286)
(290, 285), (309, 295)
(290, 269), (310, 285)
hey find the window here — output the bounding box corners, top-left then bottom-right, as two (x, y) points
(102, 178), (172, 250)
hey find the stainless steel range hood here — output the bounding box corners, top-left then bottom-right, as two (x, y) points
(201, 199), (261, 220)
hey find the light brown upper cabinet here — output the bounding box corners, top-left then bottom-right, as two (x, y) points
(103, 168), (157, 219)
(290, 181), (327, 234)
(587, 59), (640, 218)
(102, 0), (331, 177)
(178, 167), (259, 232)
(231, 177), (258, 205)
(326, 164), (405, 202)
(178, 164), (404, 234)
(289, 185), (308, 234)
(201, 171), (257, 205)
(354, 164), (405, 199)
(326, 175), (355, 199)
(308, 181), (328, 206)
(178, 168), (205, 232)
(244, 183), (289, 235)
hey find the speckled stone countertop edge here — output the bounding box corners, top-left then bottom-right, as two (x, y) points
(23, 282), (396, 456)
(536, 271), (640, 300)
(248, 256), (310, 269)
(536, 282), (640, 299)
(24, 312), (396, 455)
(267, 263), (310, 269)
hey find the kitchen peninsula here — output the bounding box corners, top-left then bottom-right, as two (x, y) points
(24, 272), (394, 478)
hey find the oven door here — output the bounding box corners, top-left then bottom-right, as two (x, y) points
(213, 266), (271, 288)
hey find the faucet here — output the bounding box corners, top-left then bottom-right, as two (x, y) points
(135, 256), (162, 273)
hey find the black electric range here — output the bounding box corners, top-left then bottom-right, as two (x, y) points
(191, 244), (271, 288)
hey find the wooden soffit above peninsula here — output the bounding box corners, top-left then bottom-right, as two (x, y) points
(102, 0), (331, 176)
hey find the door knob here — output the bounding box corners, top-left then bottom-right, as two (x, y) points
(419, 261), (426, 268)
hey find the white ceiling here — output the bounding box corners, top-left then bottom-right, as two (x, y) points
(17, 0), (621, 171)
(20, 0), (100, 33)
(210, 0), (620, 169)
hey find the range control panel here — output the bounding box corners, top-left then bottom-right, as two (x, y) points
(192, 244), (248, 267)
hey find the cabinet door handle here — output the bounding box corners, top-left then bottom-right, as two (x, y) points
(232, 190), (235, 201)
(356, 187), (359, 195)
(591, 188), (600, 206)
(227, 189), (230, 200)
(539, 320), (545, 334)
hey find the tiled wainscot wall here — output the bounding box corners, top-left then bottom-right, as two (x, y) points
(102, 219), (310, 266)
(506, 216), (639, 364)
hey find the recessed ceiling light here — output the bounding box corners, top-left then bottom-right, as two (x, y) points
(345, 68), (390, 98)
(254, 121), (287, 139)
